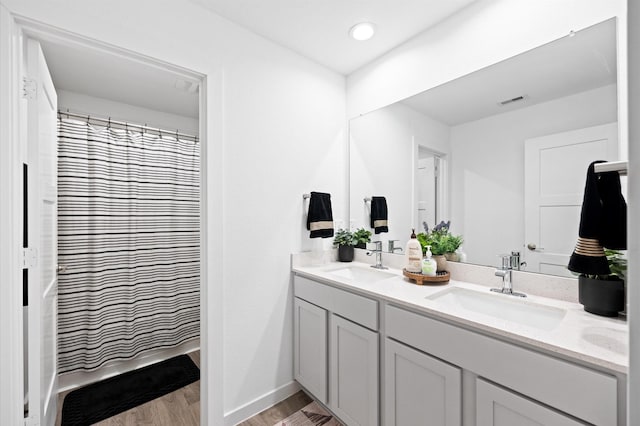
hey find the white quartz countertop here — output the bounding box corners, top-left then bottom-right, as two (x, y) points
(292, 261), (628, 374)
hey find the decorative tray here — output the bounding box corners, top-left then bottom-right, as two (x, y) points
(402, 268), (450, 285)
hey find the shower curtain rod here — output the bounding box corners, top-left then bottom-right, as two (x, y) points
(58, 110), (199, 142)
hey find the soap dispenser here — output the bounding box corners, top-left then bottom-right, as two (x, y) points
(405, 229), (422, 273)
(422, 245), (437, 277)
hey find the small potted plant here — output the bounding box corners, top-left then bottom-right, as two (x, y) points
(353, 228), (372, 249)
(333, 229), (357, 262)
(416, 221), (463, 272)
(578, 249), (626, 317)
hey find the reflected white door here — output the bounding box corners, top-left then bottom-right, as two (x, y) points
(524, 123), (617, 276)
(26, 38), (58, 426)
(416, 149), (445, 231)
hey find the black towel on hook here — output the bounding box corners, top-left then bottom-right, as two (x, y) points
(568, 161), (626, 275)
(306, 192), (334, 238)
(370, 196), (388, 234)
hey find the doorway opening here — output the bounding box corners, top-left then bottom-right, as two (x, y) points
(18, 21), (208, 426)
(416, 145), (447, 233)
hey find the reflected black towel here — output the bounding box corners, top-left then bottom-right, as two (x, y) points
(307, 192), (334, 238)
(568, 161), (626, 275)
(370, 196), (388, 234)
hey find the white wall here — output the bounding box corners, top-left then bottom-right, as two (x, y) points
(346, 0), (626, 120)
(349, 102), (449, 246)
(0, 0), (346, 423)
(450, 84), (617, 267)
(627, 2), (639, 425)
(57, 90), (199, 136)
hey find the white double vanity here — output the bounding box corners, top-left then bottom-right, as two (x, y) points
(291, 251), (627, 426)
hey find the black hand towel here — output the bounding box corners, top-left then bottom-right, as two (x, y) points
(370, 196), (388, 234)
(306, 192), (334, 238)
(598, 168), (627, 250)
(568, 161), (626, 275)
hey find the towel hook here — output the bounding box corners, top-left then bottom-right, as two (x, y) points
(303, 193), (310, 200)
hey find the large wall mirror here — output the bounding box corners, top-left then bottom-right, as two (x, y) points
(349, 18), (622, 277)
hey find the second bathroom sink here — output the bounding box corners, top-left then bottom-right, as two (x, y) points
(426, 287), (566, 331)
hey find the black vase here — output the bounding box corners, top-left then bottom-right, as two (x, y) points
(355, 242), (367, 249)
(578, 275), (625, 317)
(338, 245), (355, 262)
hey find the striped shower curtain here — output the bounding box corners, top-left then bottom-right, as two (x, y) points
(56, 117), (200, 374)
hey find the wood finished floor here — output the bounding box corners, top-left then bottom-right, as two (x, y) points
(237, 390), (312, 426)
(55, 350), (310, 425)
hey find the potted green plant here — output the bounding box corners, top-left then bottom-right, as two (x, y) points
(333, 229), (357, 262)
(578, 249), (626, 317)
(416, 221), (463, 272)
(353, 228), (372, 249)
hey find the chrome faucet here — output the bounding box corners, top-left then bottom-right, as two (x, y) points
(366, 241), (388, 270)
(491, 254), (526, 297)
(388, 240), (403, 254)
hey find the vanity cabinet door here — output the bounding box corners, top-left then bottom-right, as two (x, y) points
(385, 339), (461, 426)
(476, 379), (586, 426)
(330, 314), (379, 426)
(294, 297), (328, 404)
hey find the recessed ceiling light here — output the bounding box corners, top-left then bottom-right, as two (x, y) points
(349, 22), (376, 41)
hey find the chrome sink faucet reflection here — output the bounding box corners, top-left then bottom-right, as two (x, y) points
(367, 241), (388, 270)
(491, 254), (526, 297)
(388, 240), (403, 254)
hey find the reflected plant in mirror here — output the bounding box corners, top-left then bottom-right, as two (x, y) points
(348, 18), (623, 277)
(353, 227), (372, 249)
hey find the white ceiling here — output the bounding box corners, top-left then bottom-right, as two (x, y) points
(39, 40), (200, 119)
(401, 18), (617, 125)
(39, 0), (479, 118)
(39, 4), (614, 125)
(189, 0), (478, 75)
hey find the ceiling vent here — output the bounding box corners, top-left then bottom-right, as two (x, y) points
(498, 95), (527, 106)
(174, 79), (199, 94)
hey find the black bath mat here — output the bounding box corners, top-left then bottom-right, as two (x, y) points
(61, 354), (199, 425)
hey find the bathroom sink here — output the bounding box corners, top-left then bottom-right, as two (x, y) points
(426, 287), (566, 331)
(327, 266), (397, 282)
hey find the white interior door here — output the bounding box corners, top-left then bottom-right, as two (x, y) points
(524, 123), (617, 276)
(416, 149), (446, 231)
(25, 38), (58, 426)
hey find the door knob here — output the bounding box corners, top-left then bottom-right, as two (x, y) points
(527, 243), (544, 251)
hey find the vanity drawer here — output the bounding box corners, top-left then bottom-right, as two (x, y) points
(385, 304), (617, 426)
(294, 275), (378, 330)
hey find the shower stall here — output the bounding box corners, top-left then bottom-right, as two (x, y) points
(56, 113), (200, 375)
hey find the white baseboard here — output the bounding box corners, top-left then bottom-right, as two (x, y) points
(57, 338), (200, 393)
(224, 381), (301, 426)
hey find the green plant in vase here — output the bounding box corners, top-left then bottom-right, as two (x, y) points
(577, 249), (626, 317)
(333, 229), (357, 262)
(417, 221), (463, 270)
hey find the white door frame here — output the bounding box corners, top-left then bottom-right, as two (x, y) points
(0, 10), (225, 425)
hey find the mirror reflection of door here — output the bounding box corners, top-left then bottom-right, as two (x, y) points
(524, 123), (618, 277)
(416, 147), (446, 232)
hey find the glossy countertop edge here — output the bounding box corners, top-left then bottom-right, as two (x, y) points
(292, 261), (628, 375)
